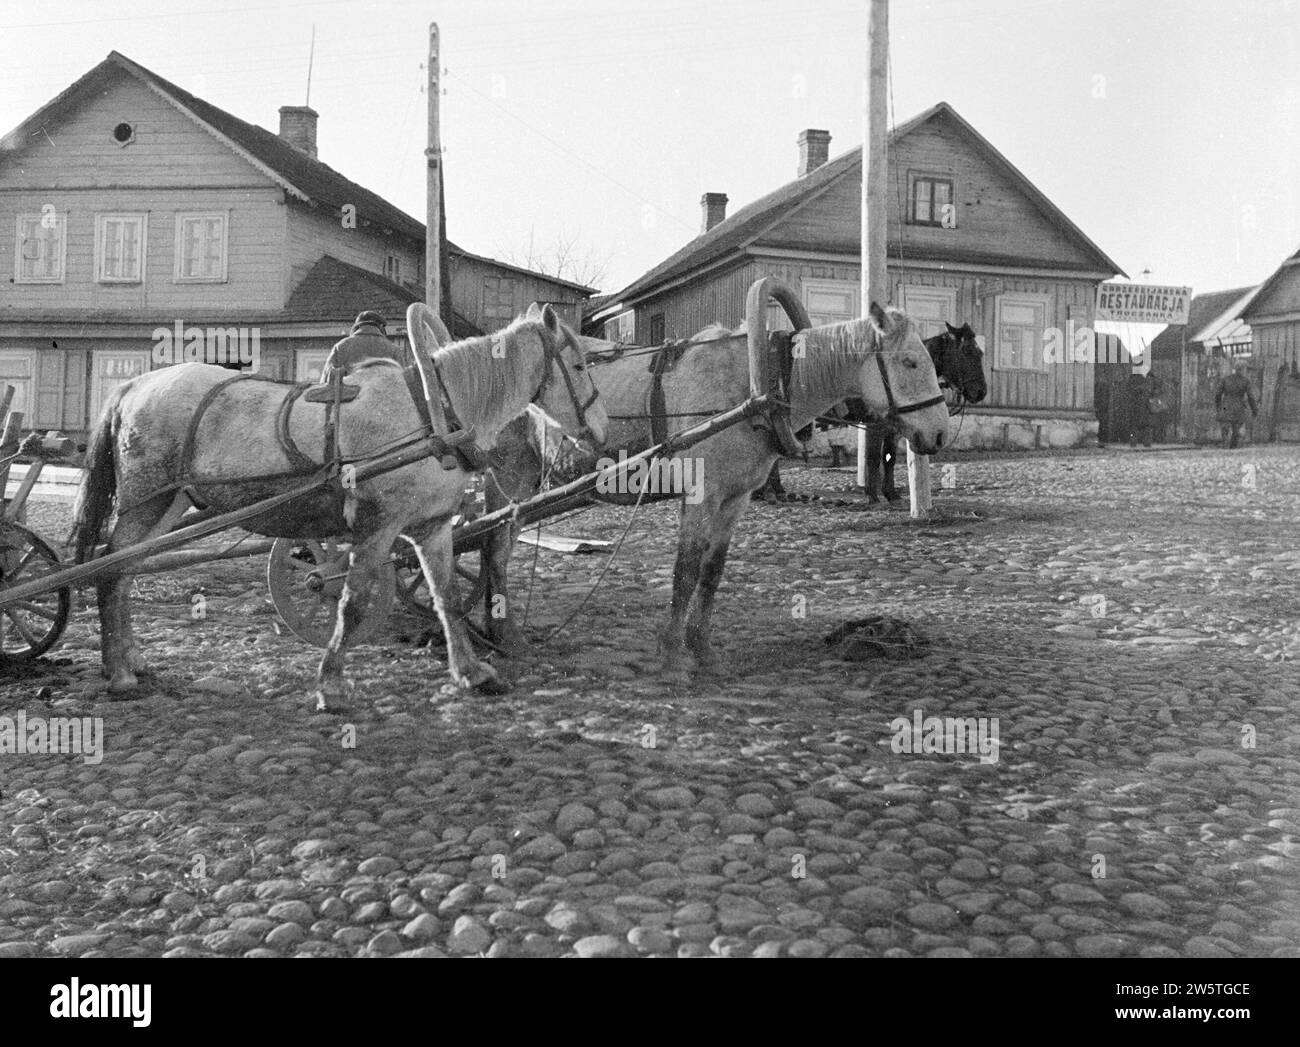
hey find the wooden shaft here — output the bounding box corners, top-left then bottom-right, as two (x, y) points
(0, 408), (25, 510)
(453, 396), (770, 552)
(7, 457), (42, 524)
(129, 539), (278, 576)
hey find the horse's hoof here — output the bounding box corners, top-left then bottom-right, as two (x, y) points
(107, 669), (139, 693)
(473, 676), (511, 696)
(313, 689), (350, 714)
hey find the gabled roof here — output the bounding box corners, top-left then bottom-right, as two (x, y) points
(284, 255), (480, 336)
(1, 52), (598, 301)
(447, 243), (597, 296)
(0, 51), (426, 241)
(1148, 286), (1255, 358)
(1237, 247), (1300, 320)
(606, 101), (1123, 310)
(1190, 286), (1257, 346)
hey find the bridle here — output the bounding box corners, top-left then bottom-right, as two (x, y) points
(532, 321), (602, 443)
(874, 344), (946, 422)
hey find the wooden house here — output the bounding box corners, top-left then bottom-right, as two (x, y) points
(1148, 287), (1259, 443)
(1237, 250), (1300, 442)
(590, 103), (1124, 449)
(0, 51), (593, 443)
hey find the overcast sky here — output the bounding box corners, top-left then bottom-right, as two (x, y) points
(2, 0), (1297, 297)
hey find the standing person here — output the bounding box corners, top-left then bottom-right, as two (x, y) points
(1215, 362), (1258, 449)
(1147, 375), (1170, 443)
(1126, 372), (1153, 449)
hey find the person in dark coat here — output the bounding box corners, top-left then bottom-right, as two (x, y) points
(1215, 362), (1258, 449)
(1126, 372), (1153, 448)
(1146, 375), (1170, 443)
(319, 311), (406, 382)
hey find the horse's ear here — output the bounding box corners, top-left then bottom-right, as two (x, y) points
(947, 322), (960, 335)
(539, 303), (561, 335)
(868, 302), (893, 335)
(525, 302), (544, 321)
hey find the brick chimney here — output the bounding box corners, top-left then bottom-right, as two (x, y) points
(797, 129), (831, 177)
(278, 105), (319, 158)
(701, 192), (728, 232)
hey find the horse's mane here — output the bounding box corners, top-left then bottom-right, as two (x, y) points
(430, 315), (548, 441)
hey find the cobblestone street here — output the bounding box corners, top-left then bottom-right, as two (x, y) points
(2, 444), (1298, 958)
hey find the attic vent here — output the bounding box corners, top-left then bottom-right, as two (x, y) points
(112, 122), (135, 145)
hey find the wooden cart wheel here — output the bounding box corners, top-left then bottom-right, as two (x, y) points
(0, 521), (71, 663)
(394, 548), (488, 625)
(266, 537), (395, 648)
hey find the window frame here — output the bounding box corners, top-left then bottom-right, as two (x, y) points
(14, 213), (67, 284)
(383, 253), (402, 285)
(648, 313), (666, 345)
(801, 278), (860, 328)
(897, 284), (958, 339)
(481, 275), (518, 330)
(173, 211), (229, 283)
(95, 212), (148, 284)
(993, 292), (1052, 372)
(0, 349), (38, 419)
(604, 310), (635, 344)
(909, 173), (956, 228)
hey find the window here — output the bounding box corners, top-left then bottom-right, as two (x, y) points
(295, 349), (332, 383)
(482, 275), (517, 331)
(384, 254), (402, 284)
(96, 213), (146, 282)
(14, 213), (66, 283)
(802, 279), (859, 327)
(994, 294), (1050, 371)
(0, 351), (37, 419)
(649, 314), (665, 344)
(89, 350), (150, 425)
(174, 213), (227, 282)
(604, 310), (634, 344)
(910, 175), (955, 227)
(898, 285), (958, 339)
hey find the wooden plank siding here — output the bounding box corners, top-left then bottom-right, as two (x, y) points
(449, 254), (587, 332)
(286, 206), (422, 300)
(0, 186), (286, 315)
(633, 257), (1097, 411)
(756, 122), (1099, 271)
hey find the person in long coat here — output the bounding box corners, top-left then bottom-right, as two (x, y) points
(1215, 362), (1258, 449)
(1126, 372), (1154, 448)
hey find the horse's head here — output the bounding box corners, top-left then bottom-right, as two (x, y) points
(521, 302), (609, 449)
(857, 304), (949, 455)
(941, 321), (987, 406)
(522, 403), (601, 480)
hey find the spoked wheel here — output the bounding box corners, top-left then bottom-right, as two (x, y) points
(0, 521), (71, 663)
(394, 546), (490, 638)
(266, 537), (395, 648)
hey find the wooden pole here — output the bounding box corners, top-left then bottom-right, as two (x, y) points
(425, 23), (442, 314)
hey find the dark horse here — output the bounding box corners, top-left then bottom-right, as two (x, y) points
(759, 322), (985, 501)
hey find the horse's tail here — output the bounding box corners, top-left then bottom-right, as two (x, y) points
(70, 384), (127, 563)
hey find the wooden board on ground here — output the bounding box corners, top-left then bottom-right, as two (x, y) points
(517, 531), (611, 555)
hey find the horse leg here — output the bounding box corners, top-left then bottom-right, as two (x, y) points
(658, 503), (710, 673)
(683, 491), (749, 672)
(97, 492), (185, 692)
(883, 430), (901, 501)
(864, 426), (883, 502)
(315, 522), (402, 712)
(409, 521), (505, 693)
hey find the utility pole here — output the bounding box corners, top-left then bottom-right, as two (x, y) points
(861, 0), (928, 513)
(425, 23), (441, 315)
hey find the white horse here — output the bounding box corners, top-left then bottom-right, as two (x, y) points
(71, 305), (607, 708)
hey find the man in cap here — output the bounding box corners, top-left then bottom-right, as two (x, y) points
(318, 311), (406, 383)
(1214, 361), (1258, 449)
